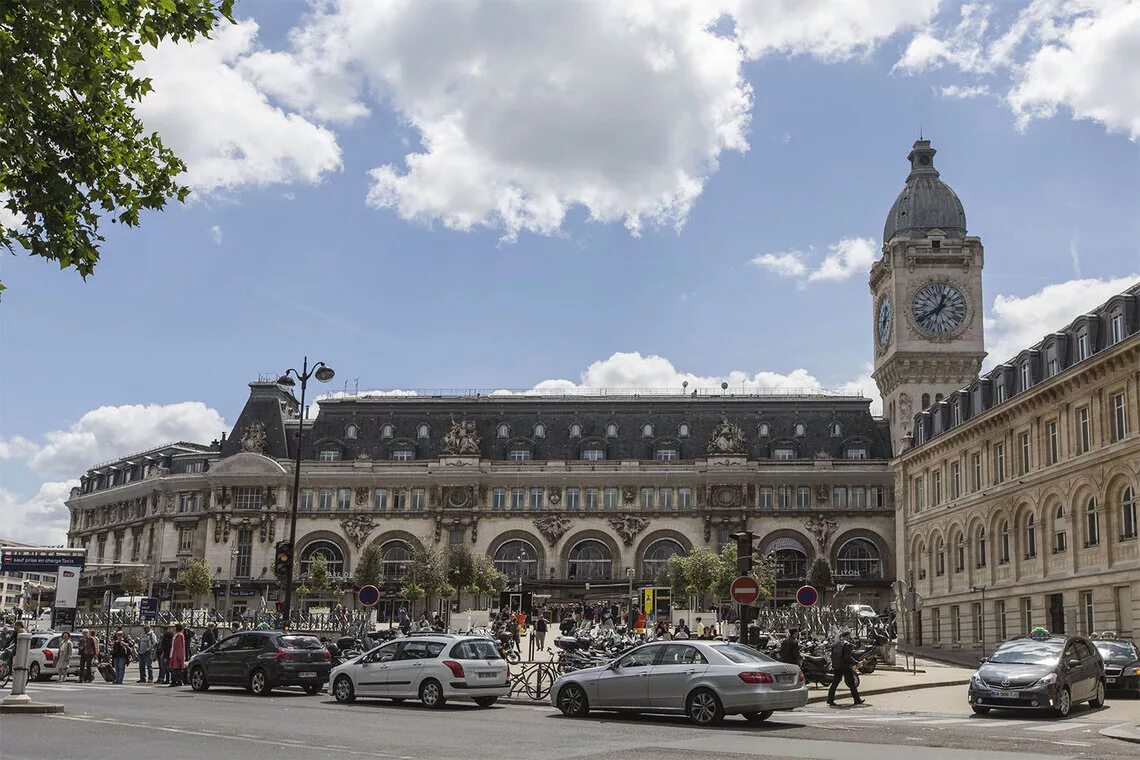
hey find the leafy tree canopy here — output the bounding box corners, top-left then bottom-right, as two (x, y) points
(0, 0), (235, 291)
(353, 544), (383, 590)
(178, 558), (212, 601)
(306, 553), (330, 593)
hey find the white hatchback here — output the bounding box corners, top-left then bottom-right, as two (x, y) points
(330, 634), (510, 708)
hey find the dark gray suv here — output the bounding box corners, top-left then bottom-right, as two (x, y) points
(188, 631), (331, 696)
(968, 631), (1105, 717)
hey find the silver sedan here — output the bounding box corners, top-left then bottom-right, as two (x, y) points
(550, 640), (807, 726)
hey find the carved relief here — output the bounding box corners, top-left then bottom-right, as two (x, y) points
(355, 487), (369, 508)
(471, 515), (479, 544)
(710, 485), (741, 508)
(444, 486), (476, 509)
(214, 514), (225, 543)
(547, 487), (562, 506)
(608, 515), (650, 546)
(341, 515), (377, 548)
(815, 485), (829, 505)
(805, 515), (839, 553)
(441, 419), (481, 455)
(622, 486), (637, 506)
(707, 418), (746, 455)
(534, 515), (573, 544)
(259, 513), (269, 543)
(240, 421), (268, 454)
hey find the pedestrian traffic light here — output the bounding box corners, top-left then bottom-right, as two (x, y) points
(274, 542), (292, 577)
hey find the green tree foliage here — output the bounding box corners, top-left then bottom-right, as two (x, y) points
(471, 553), (507, 598)
(0, 0), (235, 291)
(406, 537), (447, 598)
(446, 543), (477, 607)
(178, 558), (212, 606)
(807, 557), (833, 596)
(353, 544), (383, 590)
(306, 553), (330, 597)
(659, 554), (687, 597)
(680, 549), (719, 605)
(122, 568), (147, 596)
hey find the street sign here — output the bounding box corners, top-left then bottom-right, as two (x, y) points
(795, 585), (819, 607)
(140, 598), (159, 621)
(892, 579), (907, 597)
(1, 549), (86, 572)
(905, 591), (924, 612)
(730, 576), (761, 605)
(358, 585), (380, 607)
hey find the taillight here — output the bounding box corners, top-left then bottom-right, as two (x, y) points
(442, 660), (464, 678)
(323, 648), (331, 660)
(274, 647), (292, 662)
(737, 671), (774, 684)
(43, 649), (54, 661)
(797, 670), (805, 682)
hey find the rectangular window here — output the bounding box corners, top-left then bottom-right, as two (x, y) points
(932, 608), (942, 643)
(832, 487), (847, 508)
(932, 470), (942, 505)
(393, 489), (407, 511)
(232, 487), (263, 510)
(582, 448), (605, 461)
(1047, 421), (1059, 465)
(1113, 392), (1128, 441)
(301, 489), (314, 511)
(1019, 433), (1031, 474)
(951, 462), (961, 499)
(952, 402), (961, 426)
(1082, 591), (1095, 635)
(995, 383), (1006, 404)
(530, 488), (544, 510)
(603, 487), (619, 510)
(492, 488), (507, 511)
(869, 486), (884, 508)
(585, 488), (599, 511)
(508, 449), (532, 461)
(1021, 597), (1032, 632)
(449, 528), (464, 545)
(654, 449), (678, 461)
(130, 532), (140, 562)
(179, 493), (193, 513)
(337, 487), (353, 510)
(184, 460), (204, 474)
(973, 602), (983, 642)
(996, 600), (1007, 641)
(971, 453), (981, 491)
(1078, 407), (1091, 453)
(845, 448), (869, 460)
(778, 486), (793, 509)
(1077, 332), (1090, 361)
(411, 488), (425, 511)
(235, 529), (253, 578)
(914, 477), (925, 512)
(97, 535), (106, 562)
(640, 487), (654, 510)
(372, 488), (387, 511)
(1020, 362), (1031, 391)
(677, 488), (692, 509)
(660, 488), (673, 510)
(796, 486), (811, 508)
(318, 489), (333, 510)
(1111, 313), (1126, 344)
(511, 488), (525, 511)
(566, 488), (580, 511)
(759, 487), (773, 508)
(318, 450), (341, 462)
(178, 528), (192, 553)
(1047, 357), (1058, 377)
(995, 444), (1006, 483)
(113, 534), (122, 562)
(1054, 528), (1067, 553)
(773, 448), (795, 460)
(391, 450), (413, 461)
(951, 605), (961, 642)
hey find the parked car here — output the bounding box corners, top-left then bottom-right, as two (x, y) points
(26, 631), (81, 681)
(550, 640), (807, 726)
(1093, 639), (1140, 698)
(330, 633), (509, 708)
(187, 630), (330, 696)
(968, 629), (1106, 716)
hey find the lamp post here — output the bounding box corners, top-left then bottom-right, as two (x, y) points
(972, 585), (987, 657)
(226, 547), (239, 622)
(276, 357), (335, 629)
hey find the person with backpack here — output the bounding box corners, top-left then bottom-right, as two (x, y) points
(78, 629), (99, 683)
(778, 627), (802, 666)
(110, 631), (131, 684)
(156, 626), (173, 684)
(827, 630), (866, 706)
(136, 624), (157, 683)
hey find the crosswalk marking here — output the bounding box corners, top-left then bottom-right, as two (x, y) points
(1023, 722), (1088, 733)
(911, 718), (975, 725)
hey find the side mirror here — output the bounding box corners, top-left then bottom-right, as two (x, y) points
(978, 657), (987, 665)
(1066, 657), (1081, 668)
(608, 661), (620, 671)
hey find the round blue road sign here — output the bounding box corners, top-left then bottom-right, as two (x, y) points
(358, 584), (380, 607)
(795, 585), (818, 607)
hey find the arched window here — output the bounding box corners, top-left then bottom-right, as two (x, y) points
(1053, 505), (1068, 553)
(493, 539), (539, 580)
(921, 393), (931, 409)
(678, 423), (690, 438)
(794, 423), (806, 437)
(381, 423), (394, 439)
(1086, 498), (1100, 546)
(1000, 521), (1011, 563)
(1122, 487), (1137, 540)
(838, 538), (882, 578)
(497, 423), (510, 439)
(567, 539), (612, 579)
(773, 548), (807, 579)
(641, 538), (684, 580)
(301, 540), (344, 577)
(345, 424), (358, 439)
(976, 528), (987, 568)
(758, 422), (770, 437)
(569, 423), (582, 438)
(954, 534), (966, 573)
(532, 423), (545, 439)
(416, 423), (430, 439)
(605, 423), (618, 438)
(379, 540), (412, 579)
(1024, 515), (1037, 558)
(641, 423), (654, 438)
(935, 393), (944, 404)
(830, 422), (842, 438)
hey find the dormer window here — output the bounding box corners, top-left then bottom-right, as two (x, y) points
(533, 423), (545, 439)
(416, 424), (430, 439)
(391, 449), (413, 462)
(1020, 362), (1031, 392)
(1110, 311), (1126, 344)
(318, 450), (341, 462)
(845, 448), (869, 460)
(345, 424), (358, 439)
(642, 423), (653, 438)
(794, 423), (806, 437)
(951, 401), (961, 426)
(381, 423), (394, 439)
(497, 423), (510, 439)
(605, 423), (618, 438)
(1077, 330), (1090, 361)
(508, 449), (532, 461)
(582, 447), (605, 461)
(758, 422), (770, 437)
(678, 423), (690, 438)
(569, 423), (582, 438)
(829, 422), (842, 438)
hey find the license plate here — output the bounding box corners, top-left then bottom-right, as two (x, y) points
(776, 674), (795, 684)
(477, 671), (498, 679)
(299, 671), (317, 678)
(1107, 677), (1116, 684)
(990, 689), (1017, 699)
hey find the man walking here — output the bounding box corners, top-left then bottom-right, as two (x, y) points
(57, 632), (74, 682)
(157, 626), (173, 684)
(136, 624), (157, 683)
(534, 612), (548, 651)
(201, 622), (218, 651)
(827, 630), (866, 707)
(78, 629), (98, 683)
(778, 627), (802, 666)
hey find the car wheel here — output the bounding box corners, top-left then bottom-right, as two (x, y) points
(971, 706), (991, 715)
(249, 669), (272, 697)
(474, 696), (497, 708)
(687, 688), (725, 727)
(419, 678), (446, 708)
(28, 662), (41, 681)
(303, 684), (322, 695)
(189, 667), (209, 692)
(333, 675), (355, 703)
(742, 710), (774, 723)
(1089, 680), (1106, 708)
(1054, 687), (1071, 717)
(557, 683), (590, 718)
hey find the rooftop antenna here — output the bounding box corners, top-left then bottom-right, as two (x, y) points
(919, 124), (923, 140)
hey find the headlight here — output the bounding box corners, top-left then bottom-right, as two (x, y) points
(1037, 673), (1058, 686)
(1124, 666), (1140, 676)
(970, 673), (982, 686)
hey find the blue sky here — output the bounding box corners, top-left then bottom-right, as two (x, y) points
(2, 0), (1139, 544)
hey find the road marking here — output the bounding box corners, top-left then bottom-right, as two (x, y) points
(912, 718), (974, 725)
(1023, 722), (1088, 732)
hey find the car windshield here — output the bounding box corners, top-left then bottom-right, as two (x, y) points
(1094, 641), (1136, 660)
(278, 635), (324, 650)
(711, 644), (775, 664)
(987, 640), (1063, 666)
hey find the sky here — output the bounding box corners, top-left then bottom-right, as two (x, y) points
(2, 0), (1139, 545)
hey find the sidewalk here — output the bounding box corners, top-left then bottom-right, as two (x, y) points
(1098, 723), (1140, 744)
(899, 644), (985, 668)
(804, 657), (974, 704)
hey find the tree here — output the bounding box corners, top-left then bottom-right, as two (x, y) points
(471, 554), (507, 601)
(179, 558), (212, 609)
(446, 543), (477, 611)
(0, 0), (235, 292)
(122, 568), (147, 596)
(353, 544), (383, 590)
(807, 558), (833, 601)
(680, 549), (719, 608)
(306, 553), (330, 602)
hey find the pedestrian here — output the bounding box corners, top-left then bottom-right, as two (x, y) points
(201, 622), (218, 651)
(779, 627), (802, 666)
(168, 623), (187, 687)
(673, 619), (690, 640)
(157, 626), (173, 684)
(57, 632), (74, 682)
(78, 628), (98, 683)
(534, 612), (548, 650)
(136, 624), (157, 683)
(827, 630), (866, 707)
(111, 631), (130, 684)
(184, 626), (195, 660)
(654, 620), (672, 640)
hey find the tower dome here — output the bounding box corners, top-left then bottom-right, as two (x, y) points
(883, 140), (967, 243)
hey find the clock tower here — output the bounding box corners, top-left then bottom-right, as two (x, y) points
(870, 140), (986, 454)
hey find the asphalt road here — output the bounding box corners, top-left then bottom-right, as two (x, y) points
(2, 680), (1135, 760)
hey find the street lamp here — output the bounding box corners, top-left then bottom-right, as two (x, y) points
(227, 547), (239, 622)
(277, 356), (335, 629)
(972, 585), (987, 657)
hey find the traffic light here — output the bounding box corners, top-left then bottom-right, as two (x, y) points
(274, 542), (293, 577)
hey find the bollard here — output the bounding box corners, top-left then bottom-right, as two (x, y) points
(2, 633), (33, 705)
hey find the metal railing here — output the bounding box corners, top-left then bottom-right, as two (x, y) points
(318, 387), (864, 400)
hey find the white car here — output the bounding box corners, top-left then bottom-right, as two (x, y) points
(26, 631), (81, 681)
(330, 634), (510, 708)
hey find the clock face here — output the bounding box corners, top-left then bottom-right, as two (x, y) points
(876, 297), (893, 347)
(912, 282), (967, 335)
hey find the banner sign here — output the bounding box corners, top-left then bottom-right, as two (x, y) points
(1, 550), (87, 572)
(140, 598), (159, 621)
(51, 608), (77, 631)
(54, 565), (82, 608)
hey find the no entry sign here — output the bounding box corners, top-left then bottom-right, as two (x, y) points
(358, 585), (380, 607)
(730, 576), (761, 605)
(795, 585), (819, 607)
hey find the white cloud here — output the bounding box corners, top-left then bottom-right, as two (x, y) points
(210, 225), (223, 245)
(984, 274), (1140, 369)
(752, 236), (877, 284)
(895, 3), (993, 74)
(249, 0), (942, 240)
(939, 84), (990, 99)
(0, 192), (24, 233)
(0, 482), (79, 546)
(135, 20), (343, 193)
(0, 436), (38, 461)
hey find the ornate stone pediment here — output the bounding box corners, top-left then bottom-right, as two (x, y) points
(533, 515), (572, 544)
(341, 515), (377, 548)
(608, 515), (650, 546)
(441, 419), (481, 455)
(707, 418), (746, 455)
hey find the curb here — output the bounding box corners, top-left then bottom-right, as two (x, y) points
(1098, 724), (1140, 745)
(0, 703), (65, 714)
